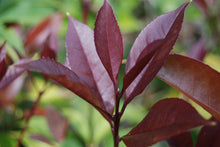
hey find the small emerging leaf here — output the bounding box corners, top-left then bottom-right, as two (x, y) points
(94, 0), (123, 86)
(157, 54), (220, 121)
(122, 98), (211, 147)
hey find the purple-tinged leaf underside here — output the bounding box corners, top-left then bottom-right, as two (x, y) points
(157, 54), (220, 121)
(196, 118), (220, 147)
(0, 41), (7, 81)
(66, 14), (115, 114)
(123, 2), (190, 104)
(122, 98), (211, 147)
(168, 132), (193, 147)
(94, 0), (123, 86)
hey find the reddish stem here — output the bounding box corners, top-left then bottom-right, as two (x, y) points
(112, 90), (126, 147)
(16, 91), (45, 147)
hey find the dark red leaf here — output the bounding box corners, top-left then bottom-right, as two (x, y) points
(194, 0), (208, 15)
(81, 0), (91, 24)
(40, 34), (58, 59)
(123, 2), (190, 104)
(24, 58), (113, 121)
(196, 118), (220, 147)
(122, 98), (211, 147)
(24, 13), (62, 55)
(167, 132), (193, 147)
(187, 39), (207, 61)
(0, 58), (30, 89)
(94, 0), (123, 86)
(0, 41), (8, 81)
(157, 54), (220, 121)
(30, 134), (53, 145)
(66, 14), (115, 114)
(46, 106), (68, 142)
(122, 39), (162, 93)
(0, 76), (24, 107)
(24, 58), (104, 111)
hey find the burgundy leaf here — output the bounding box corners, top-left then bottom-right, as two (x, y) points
(24, 13), (62, 55)
(122, 98), (211, 147)
(30, 134), (53, 145)
(46, 106), (68, 142)
(187, 39), (207, 61)
(0, 41), (8, 81)
(167, 132), (193, 147)
(0, 58), (30, 89)
(196, 118), (220, 147)
(40, 34), (58, 60)
(0, 76), (24, 107)
(81, 0), (91, 24)
(194, 0), (208, 15)
(157, 54), (220, 121)
(24, 58), (104, 111)
(124, 2), (190, 104)
(122, 39), (162, 93)
(66, 14), (115, 114)
(94, 0), (123, 86)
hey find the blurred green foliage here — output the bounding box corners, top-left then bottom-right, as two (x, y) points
(0, 0), (220, 146)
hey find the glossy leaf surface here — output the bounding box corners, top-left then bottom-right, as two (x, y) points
(196, 118), (220, 147)
(122, 98), (211, 147)
(157, 54), (220, 121)
(66, 14), (115, 114)
(124, 2), (190, 104)
(168, 132), (193, 147)
(94, 0), (123, 85)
